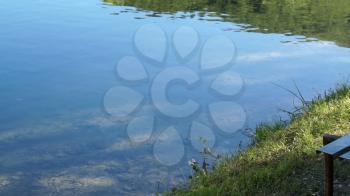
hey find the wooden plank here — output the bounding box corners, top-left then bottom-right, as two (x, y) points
(319, 134), (350, 158)
(340, 152), (350, 160)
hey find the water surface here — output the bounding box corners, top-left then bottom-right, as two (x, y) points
(0, 0), (350, 195)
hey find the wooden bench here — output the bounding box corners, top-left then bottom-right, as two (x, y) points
(318, 134), (350, 196)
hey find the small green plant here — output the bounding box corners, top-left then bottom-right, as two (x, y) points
(188, 137), (220, 178)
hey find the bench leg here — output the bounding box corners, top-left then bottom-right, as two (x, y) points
(324, 154), (333, 196)
(323, 134), (338, 196)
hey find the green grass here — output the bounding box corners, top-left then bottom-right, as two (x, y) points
(171, 84), (350, 195)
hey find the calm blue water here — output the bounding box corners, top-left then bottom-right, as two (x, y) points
(0, 0), (349, 195)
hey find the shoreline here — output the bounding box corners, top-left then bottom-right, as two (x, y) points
(172, 84), (350, 195)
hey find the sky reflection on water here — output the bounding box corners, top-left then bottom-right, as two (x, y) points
(0, 0), (349, 195)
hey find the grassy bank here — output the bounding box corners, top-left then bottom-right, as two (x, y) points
(172, 85), (350, 195)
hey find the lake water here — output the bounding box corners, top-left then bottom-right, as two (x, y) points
(0, 0), (350, 195)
